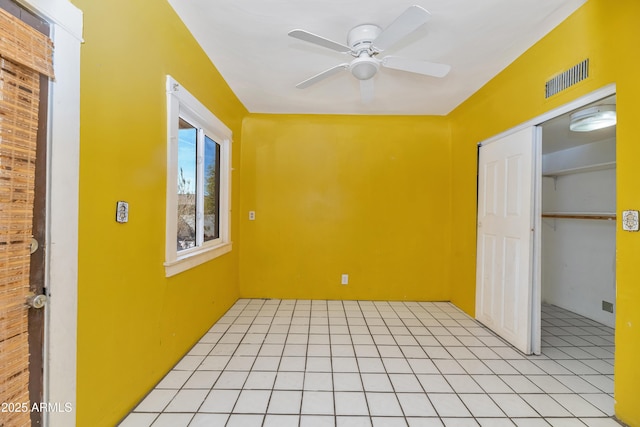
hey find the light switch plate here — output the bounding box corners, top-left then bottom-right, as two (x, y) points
(116, 201), (129, 223)
(622, 210), (639, 231)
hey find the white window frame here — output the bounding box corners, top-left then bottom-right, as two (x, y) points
(165, 75), (232, 277)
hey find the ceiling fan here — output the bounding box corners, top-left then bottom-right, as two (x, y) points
(288, 5), (451, 103)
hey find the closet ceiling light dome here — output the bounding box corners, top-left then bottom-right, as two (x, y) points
(569, 105), (616, 132)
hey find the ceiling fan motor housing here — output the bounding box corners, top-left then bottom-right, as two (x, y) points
(347, 24), (382, 52)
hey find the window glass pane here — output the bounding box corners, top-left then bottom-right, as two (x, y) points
(203, 135), (221, 242)
(177, 118), (197, 251)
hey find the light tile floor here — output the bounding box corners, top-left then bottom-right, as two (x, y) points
(119, 300), (621, 427)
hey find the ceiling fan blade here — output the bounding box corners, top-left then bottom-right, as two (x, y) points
(382, 56), (451, 78)
(296, 63), (349, 89)
(288, 29), (351, 53)
(360, 79), (375, 103)
(372, 5), (431, 52)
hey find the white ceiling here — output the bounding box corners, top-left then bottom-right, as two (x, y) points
(167, 0), (586, 116)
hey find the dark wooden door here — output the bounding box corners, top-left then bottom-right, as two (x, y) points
(27, 71), (48, 427)
(1, 1), (50, 425)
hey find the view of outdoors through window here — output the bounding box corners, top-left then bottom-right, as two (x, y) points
(204, 135), (221, 242)
(177, 119), (196, 250)
(177, 118), (221, 251)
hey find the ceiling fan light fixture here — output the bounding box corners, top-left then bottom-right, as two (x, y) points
(350, 55), (379, 80)
(569, 105), (616, 132)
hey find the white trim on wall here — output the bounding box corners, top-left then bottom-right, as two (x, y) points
(18, 0), (82, 426)
(20, 0), (82, 41)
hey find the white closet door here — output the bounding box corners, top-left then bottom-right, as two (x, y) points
(476, 127), (536, 354)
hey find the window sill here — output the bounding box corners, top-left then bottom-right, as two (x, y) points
(164, 242), (232, 277)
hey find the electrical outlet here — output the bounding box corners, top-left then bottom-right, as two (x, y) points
(249, 211), (256, 220)
(341, 274), (349, 285)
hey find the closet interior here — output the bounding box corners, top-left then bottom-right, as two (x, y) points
(540, 95), (617, 329)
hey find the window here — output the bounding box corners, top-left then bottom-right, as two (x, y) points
(165, 76), (232, 276)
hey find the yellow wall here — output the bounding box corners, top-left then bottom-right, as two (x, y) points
(239, 114), (451, 301)
(70, 0), (640, 425)
(448, 0), (640, 424)
(72, 0), (247, 425)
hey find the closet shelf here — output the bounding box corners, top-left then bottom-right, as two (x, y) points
(542, 161), (616, 177)
(541, 212), (616, 221)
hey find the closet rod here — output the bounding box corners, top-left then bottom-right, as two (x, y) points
(541, 213), (616, 221)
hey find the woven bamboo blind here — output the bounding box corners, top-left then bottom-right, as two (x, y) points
(0, 6), (52, 427)
(0, 7), (53, 78)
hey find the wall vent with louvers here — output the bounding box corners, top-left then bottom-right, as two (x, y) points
(545, 59), (589, 98)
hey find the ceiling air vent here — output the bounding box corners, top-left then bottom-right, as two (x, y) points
(545, 59), (589, 98)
